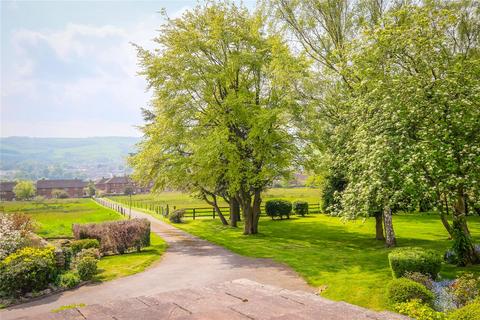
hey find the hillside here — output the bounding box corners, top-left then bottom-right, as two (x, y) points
(0, 136), (140, 180)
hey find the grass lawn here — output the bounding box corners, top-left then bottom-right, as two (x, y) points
(169, 213), (480, 311)
(1, 198), (124, 238)
(111, 187), (322, 209)
(95, 232), (167, 282)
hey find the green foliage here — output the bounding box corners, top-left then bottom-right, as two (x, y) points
(13, 181), (35, 200)
(386, 278), (434, 306)
(70, 239), (100, 255)
(447, 300), (480, 320)
(52, 189), (69, 199)
(394, 299), (446, 320)
(56, 271), (81, 289)
(388, 247), (442, 279)
(265, 200), (292, 219)
(0, 246), (57, 296)
(403, 272), (434, 291)
(76, 256), (98, 281)
(321, 172), (346, 214)
(293, 201), (309, 217)
(75, 248), (101, 261)
(449, 273), (480, 308)
(168, 209), (185, 224)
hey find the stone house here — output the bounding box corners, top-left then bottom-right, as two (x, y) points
(36, 179), (87, 199)
(0, 181), (17, 201)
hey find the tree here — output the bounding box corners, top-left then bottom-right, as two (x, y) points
(343, 1), (480, 262)
(124, 185), (134, 196)
(13, 181), (36, 200)
(85, 182), (96, 197)
(52, 189), (69, 199)
(130, 1), (305, 234)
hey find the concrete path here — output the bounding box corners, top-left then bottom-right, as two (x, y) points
(1, 201), (312, 320)
(26, 279), (408, 320)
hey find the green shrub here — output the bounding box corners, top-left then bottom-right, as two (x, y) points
(168, 209), (185, 224)
(386, 278), (435, 306)
(388, 247), (442, 279)
(449, 273), (480, 307)
(56, 272), (81, 289)
(394, 299), (446, 320)
(75, 248), (101, 261)
(404, 271), (434, 291)
(293, 201), (309, 217)
(447, 300), (480, 320)
(0, 247), (57, 296)
(76, 256), (98, 281)
(265, 200), (292, 219)
(70, 239), (100, 255)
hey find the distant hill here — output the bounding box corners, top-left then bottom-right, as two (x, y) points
(0, 137), (140, 180)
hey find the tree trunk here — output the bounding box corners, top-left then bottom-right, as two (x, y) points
(214, 203), (228, 225)
(229, 197), (240, 227)
(383, 206), (396, 247)
(202, 190), (228, 226)
(452, 187), (479, 265)
(252, 189), (262, 234)
(374, 212), (385, 241)
(439, 193), (453, 238)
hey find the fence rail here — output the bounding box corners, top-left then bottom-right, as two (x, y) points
(104, 196), (322, 220)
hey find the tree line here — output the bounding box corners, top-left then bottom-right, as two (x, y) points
(130, 0), (480, 264)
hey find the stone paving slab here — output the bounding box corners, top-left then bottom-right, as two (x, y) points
(28, 279), (409, 320)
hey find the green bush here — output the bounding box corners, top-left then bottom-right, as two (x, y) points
(56, 272), (81, 289)
(404, 271), (434, 291)
(293, 201), (309, 217)
(70, 239), (100, 255)
(265, 200), (292, 219)
(447, 300), (480, 320)
(75, 248), (101, 261)
(76, 256), (98, 281)
(394, 299), (446, 320)
(449, 273), (480, 307)
(0, 247), (57, 296)
(388, 247), (442, 279)
(168, 209), (185, 223)
(386, 278), (435, 306)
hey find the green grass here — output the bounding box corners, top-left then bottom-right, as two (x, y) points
(111, 187), (322, 209)
(1, 199), (124, 238)
(94, 233), (167, 282)
(169, 213), (480, 311)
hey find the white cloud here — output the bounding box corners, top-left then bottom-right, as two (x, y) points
(2, 15), (162, 137)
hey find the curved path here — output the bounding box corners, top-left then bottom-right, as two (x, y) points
(2, 201), (313, 320)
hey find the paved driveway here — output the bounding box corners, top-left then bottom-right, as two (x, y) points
(2, 202), (312, 320)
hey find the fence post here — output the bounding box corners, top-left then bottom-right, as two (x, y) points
(193, 208), (196, 220)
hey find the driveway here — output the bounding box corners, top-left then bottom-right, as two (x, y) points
(2, 200), (312, 320)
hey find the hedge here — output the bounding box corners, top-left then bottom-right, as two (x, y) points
(447, 300), (480, 320)
(70, 239), (100, 255)
(293, 201), (309, 216)
(388, 247), (442, 279)
(73, 219), (150, 254)
(0, 246), (57, 296)
(265, 200), (292, 219)
(386, 278), (435, 306)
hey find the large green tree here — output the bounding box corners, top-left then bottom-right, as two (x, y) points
(13, 181), (36, 200)
(130, 1), (306, 234)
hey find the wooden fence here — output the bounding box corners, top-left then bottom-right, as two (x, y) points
(104, 197), (322, 220)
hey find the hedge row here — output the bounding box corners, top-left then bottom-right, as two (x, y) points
(73, 219), (150, 254)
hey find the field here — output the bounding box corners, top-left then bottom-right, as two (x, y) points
(171, 214), (480, 310)
(1, 199), (124, 238)
(0, 198), (166, 282)
(111, 187), (322, 209)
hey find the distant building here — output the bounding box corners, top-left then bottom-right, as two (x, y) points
(36, 179), (87, 198)
(0, 181), (17, 201)
(95, 176), (151, 195)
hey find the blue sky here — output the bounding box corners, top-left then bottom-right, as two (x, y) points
(1, 1), (256, 137)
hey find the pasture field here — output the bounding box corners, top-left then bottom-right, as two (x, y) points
(111, 187), (322, 209)
(165, 213), (480, 310)
(1, 198), (124, 238)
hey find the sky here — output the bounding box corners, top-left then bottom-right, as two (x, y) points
(0, 1), (256, 138)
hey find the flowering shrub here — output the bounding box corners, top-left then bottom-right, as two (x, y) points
(394, 299), (446, 320)
(404, 272), (434, 291)
(448, 273), (480, 308)
(0, 214), (28, 260)
(0, 246), (57, 296)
